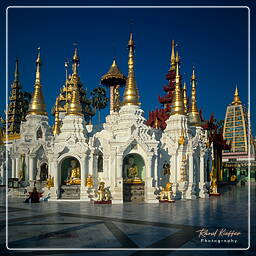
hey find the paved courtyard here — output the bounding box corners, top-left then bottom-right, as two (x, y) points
(0, 185), (255, 256)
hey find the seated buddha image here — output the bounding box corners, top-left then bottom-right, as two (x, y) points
(125, 156), (143, 184)
(66, 159), (81, 185)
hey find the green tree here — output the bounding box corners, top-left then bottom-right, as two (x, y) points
(91, 86), (108, 124)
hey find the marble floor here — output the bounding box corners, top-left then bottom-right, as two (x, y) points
(0, 184), (255, 256)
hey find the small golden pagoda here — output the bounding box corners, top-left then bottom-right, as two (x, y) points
(1, 59), (31, 140)
(188, 67), (201, 126)
(52, 47), (94, 123)
(27, 48), (47, 116)
(122, 33), (140, 106)
(101, 58), (126, 112)
(231, 86), (242, 106)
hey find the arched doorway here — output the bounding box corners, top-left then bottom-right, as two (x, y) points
(59, 156), (81, 199)
(40, 163), (48, 181)
(123, 153), (145, 202)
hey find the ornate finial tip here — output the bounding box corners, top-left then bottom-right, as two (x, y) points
(128, 32), (135, 47)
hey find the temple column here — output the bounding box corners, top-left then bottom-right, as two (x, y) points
(145, 155), (157, 203)
(80, 156), (90, 201)
(49, 160), (59, 200)
(29, 156), (35, 181)
(11, 158), (15, 178)
(112, 153), (123, 204)
(186, 153), (196, 199)
(15, 157), (19, 178)
(199, 153), (209, 198)
(154, 154), (158, 187)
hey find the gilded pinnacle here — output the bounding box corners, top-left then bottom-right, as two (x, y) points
(188, 67), (201, 126)
(122, 32), (140, 106)
(27, 48), (47, 116)
(170, 40), (176, 70)
(231, 86), (242, 105)
(171, 62), (184, 115)
(66, 85), (83, 116)
(183, 82), (188, 114)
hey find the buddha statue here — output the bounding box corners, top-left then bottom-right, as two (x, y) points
(46, 175), (54, 189)
(66, 160), (81, 185)
(125, 156), (142, 184)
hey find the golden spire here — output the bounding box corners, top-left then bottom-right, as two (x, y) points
(122, 32), (140, 106)
(53, 97), (61, 135)
(175, 51), (180, 64)
(72, 47), (79, 75)
(66, 85), (83, 116)
(27, 47), (47, 116)
(231, 86), (242, 105)
(170, 62), (184, 115)
(183, 81), (188, 114)
(188, 67), (201, 126)
(14, 59), (19, 82)
(169, 40), (176, 71)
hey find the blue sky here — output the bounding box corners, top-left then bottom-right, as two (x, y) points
(1, 4), (254, 133)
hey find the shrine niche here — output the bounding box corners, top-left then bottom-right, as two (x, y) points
(123, 153), (145, 202)
(40, 163), (48, 181)
(60, 157), (81, 185)
(36, 127), (43, 139)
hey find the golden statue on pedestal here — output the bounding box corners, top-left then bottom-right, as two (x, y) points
(159, 182), (175, 202)
(96, 182), (111, 202)
(210, 167), (220, 195)
(124, 156), (143, 184)
(46, 175), (54, 189)
(66, 160), (81, 185)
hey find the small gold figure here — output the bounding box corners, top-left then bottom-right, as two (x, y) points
(86, 175), (93, 187)
(113, 85), (120, 112)
(210, 168), (220, 195)
(159, 182), (174, 202)
(124, 156), (143, 184)
(46, 175), (54, 189)
(178, 129), (185, 145)
(66, 160), (81, 185)
(97, 182), (111, 201)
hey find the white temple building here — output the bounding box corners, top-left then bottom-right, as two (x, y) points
(2, 33), (212, 203)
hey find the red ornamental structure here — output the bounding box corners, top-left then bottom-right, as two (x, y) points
(145, 40), (180, 129)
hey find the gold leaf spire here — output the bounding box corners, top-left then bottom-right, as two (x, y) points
(170, 62), (184, 115)
(66, 85), (83, 116)
(231, 86), (242, 105)
(122, 32), (140, 106)
(175, 51), (180, 64)
(27, 47), (47, 116)
(53, 97), (61, 135)
(169, 40), (176, 71)
(14, 59), (19, 82)
(72, 47), (79, 75)
(183, 81), (188, 114)
(188, 67), (201, 126)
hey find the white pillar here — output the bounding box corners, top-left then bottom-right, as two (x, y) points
(50, 160), (59, 200)
(199, 153), (209, 198)
(145, 156), (157, 203)
(29, 157), (34, 181)
(112, 153), (123, 204)
(186, 153), (196, 199)
(80, 156), (90, 200)
(154, 155), (158, 187)
(88, 154), (94, 176)
(15, 158), (19, 178)
(11, 158), (15, 178)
